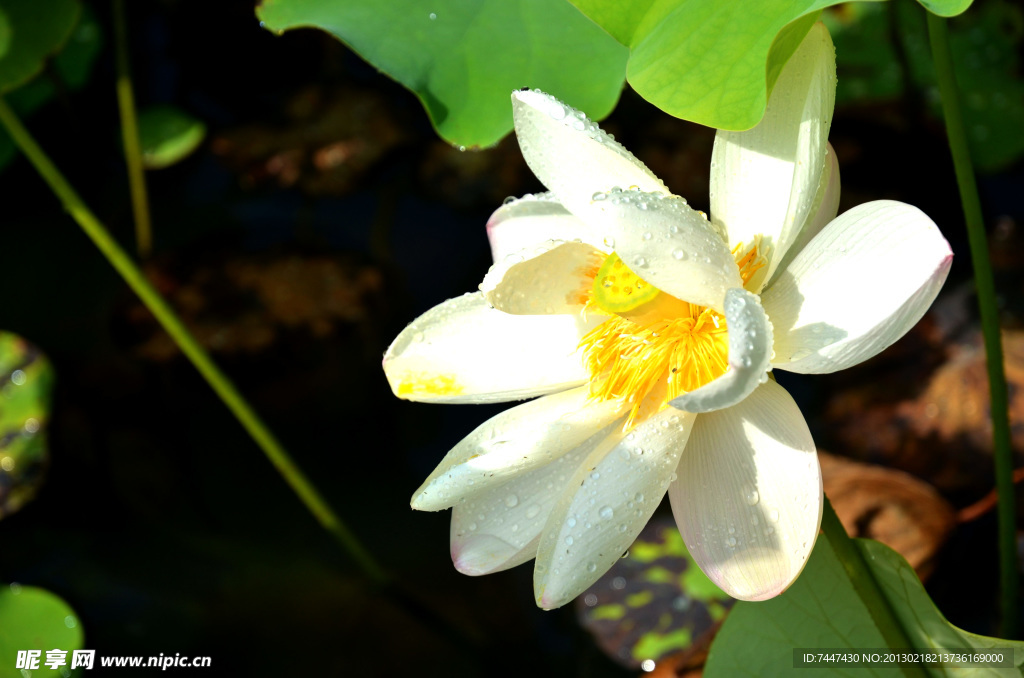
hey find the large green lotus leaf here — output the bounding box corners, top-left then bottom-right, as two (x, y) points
(577, 517), (733, 669)
(0, 0), (80, 94)
(0, 585), (84, 677)
(570, 0), (974, 131)
(861, 539), (1024, 672)
(0, 332), (55, 518)
(256, 0), (629, 148)
(705, 536), (1024, 676)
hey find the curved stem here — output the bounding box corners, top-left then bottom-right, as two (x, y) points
(0, 96), (387, 586)
(821, 497), (928, 678)
(927, 11), (1017, 638)
(113, 0), (153, 258)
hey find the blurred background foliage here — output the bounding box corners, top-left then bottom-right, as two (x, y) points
(0, 0), (1022, 676)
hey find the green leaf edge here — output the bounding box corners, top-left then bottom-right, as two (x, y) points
(0, 0), (82, 95)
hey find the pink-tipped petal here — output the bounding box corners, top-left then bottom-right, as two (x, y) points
(764, 201), (952, 373)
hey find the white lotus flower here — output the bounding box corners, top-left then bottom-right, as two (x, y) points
(383, 23), (951, 607)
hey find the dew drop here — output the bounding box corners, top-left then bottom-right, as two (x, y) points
(592, 191), (607, 202)
(725, 536), (737, 548)
(526, 505), (541, 519)
(769, 509), (780, 522)
(633, 256), (647, 268)
(565, 536), (574, 546)
(745, 489), (760, 506)
(634, 492), (644, 503)
(642, 231), (652, 241)
(567, 517), (577, 528)
(468, 522), (477, 531)
(603, 236), (616, 248)
(599, 506), (614, 520)
(504, 494), (519, 508)
(428, 11), (437, 19)
(672, 249), (687, 261)
(590, 471), (601, 480)
(587, 562), (597, 573)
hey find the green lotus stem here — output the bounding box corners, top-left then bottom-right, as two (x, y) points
(821, 498), (928, 677)
(0, 96), (387, 586)
(927, 12), (1017, 638)
(113, 0), (153, 258)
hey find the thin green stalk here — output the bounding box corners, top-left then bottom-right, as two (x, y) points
(927, 12), (1017, 638)
(113, 0), (153, 258)
(821, 497), (929, 678)
(0, 96), (387, 586)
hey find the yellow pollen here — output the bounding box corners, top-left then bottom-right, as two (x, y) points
(396, 373), (463, 398)
(733, 236), (768, 288)
(579, 253), (730, 428)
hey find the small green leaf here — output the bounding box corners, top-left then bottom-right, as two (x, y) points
(706, 536), (1024, 676)
(0, 0), (80, 94)
(137, 105), (207, 169)
(0, 585), (84, 677)
(0, 332), (55, 519)
(256, 0), (628, 148)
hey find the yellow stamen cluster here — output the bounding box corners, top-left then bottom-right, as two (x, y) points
(577, 240), (764, 428)
(734, 235), (768, 288)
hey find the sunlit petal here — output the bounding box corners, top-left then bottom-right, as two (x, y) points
(480, 241), (605, 315)
(588, 190), (741, 313)
(534, 408), (697, 609)
(451, 420), (624, 576)
(710, 22), (836, 293)
(669, 380), (821, 601)
(512, 89), (667, 223)
(412, 387), (625, 511)
(764, 201), (952, 373)
(486, 192), (600, 263)
(765, 142), (841, 289)
(383, 292), (598, 402)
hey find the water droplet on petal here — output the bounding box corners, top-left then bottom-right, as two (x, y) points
(599, 506), (614, 520)
(745, 489), (759, 506)
(504, 494), (519, 508)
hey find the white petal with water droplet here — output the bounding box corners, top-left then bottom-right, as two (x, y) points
(512, 90), (667, 223)
(669, 380), (821, 601)
(669, 288), (773, 413)
(383, 292), (599, 402)
(534, 408), (696, 609)
(710, 23), (836, 293)
(587, 190), (740, 313)
(764, 201), (952, 373)
(480, 241), (605, 315)
(412, 387), (625, 511)
(450, 420), (623, 576)
(486, 193), (601, 263)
